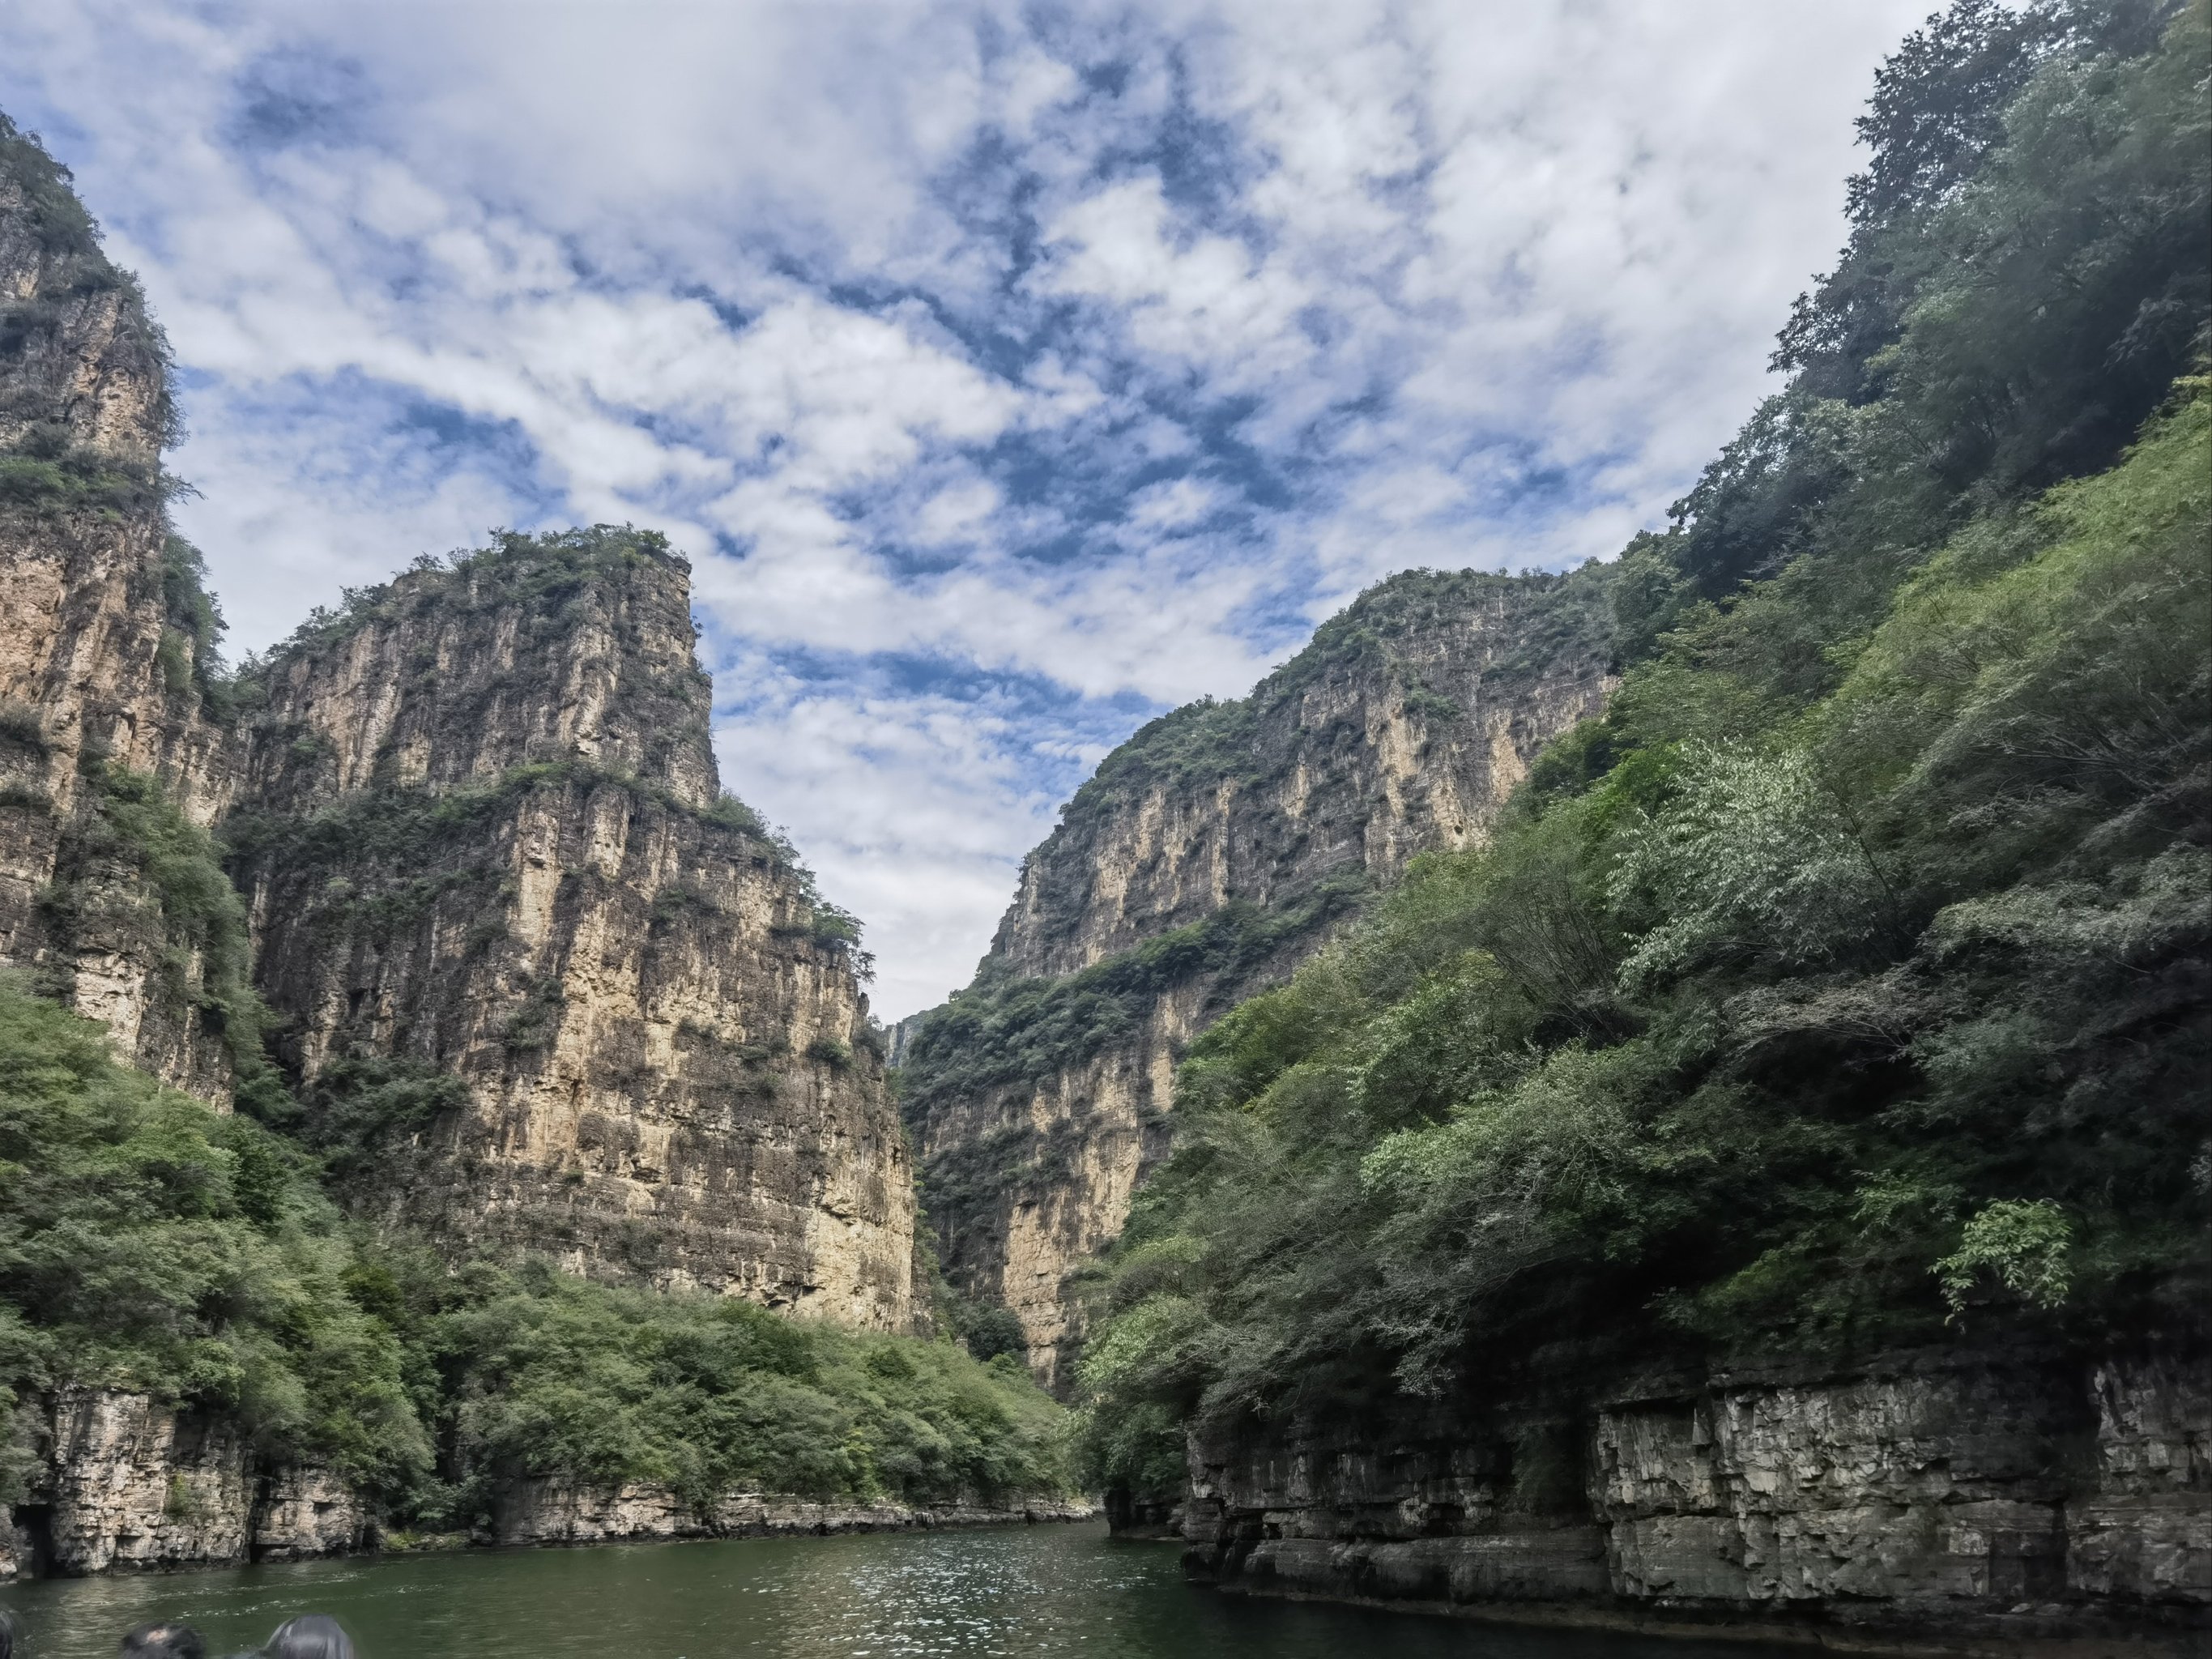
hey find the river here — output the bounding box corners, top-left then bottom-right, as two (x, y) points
(2, 1522), (1793, 1657)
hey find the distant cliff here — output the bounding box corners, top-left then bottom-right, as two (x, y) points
(900, 568), (1614, 1384)
(225, 532), (915, 1326)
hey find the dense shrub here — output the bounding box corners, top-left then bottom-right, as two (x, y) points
(0, 978), (428, 1496)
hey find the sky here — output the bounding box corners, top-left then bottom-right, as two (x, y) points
(2, 0), (1931, 1019)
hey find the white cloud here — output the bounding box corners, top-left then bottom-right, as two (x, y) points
(0, 0), (1932, 1013)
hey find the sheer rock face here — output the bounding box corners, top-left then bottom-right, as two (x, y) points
(902, 570), (1615, 1387)
(230, 538), (916, 1329)
(991, 574), (1612, 980)
(0, 130), (232, 1101)
(0, 130), (914, 1330)
(0, 1389), (368, 1579)
(1179, 1348), (2211, 1644)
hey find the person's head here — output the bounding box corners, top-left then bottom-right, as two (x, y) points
(0, 1606), (20, 1659)
(260, 1615), (355, 1659)
(120, 1623), (207, 1659)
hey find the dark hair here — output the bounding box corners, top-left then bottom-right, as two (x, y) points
(120, 1624), (208, 1659)
(261, 1615), (355, 1659)
(0, 1606), (19, 1659)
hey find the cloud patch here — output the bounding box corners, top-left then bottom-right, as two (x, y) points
(1, 0), (1928, 1014)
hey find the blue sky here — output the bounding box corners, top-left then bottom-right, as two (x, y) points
(2, 0), (1927, 1017)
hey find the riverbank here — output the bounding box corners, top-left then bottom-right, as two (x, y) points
(486, 1483), (1099, 1549)
(1163, 1344), (2209, 1659)
(0, 1383), (1094, 1581)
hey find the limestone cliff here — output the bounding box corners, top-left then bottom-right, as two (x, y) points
(0, 118), (915, 1331)
(1178, 1344), (2210, 1649)
(0, 116), (241, 1102)
(224, 531), (915, 1328)
(0, 1390), (369, 1580)
(901, 569), (1614, 1384)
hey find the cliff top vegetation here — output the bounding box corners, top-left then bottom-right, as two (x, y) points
(1049, 564), (1612, 837)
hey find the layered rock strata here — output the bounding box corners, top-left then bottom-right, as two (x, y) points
(1178, 1346), (2210, 1649)
(1, 122), (916, 1326)
(0, 117), (235, 1099)
(0, 1387), (1091, 1580)
(492, 1482), (1096, 1547)
(0, 1389), (369, 1580)
(226, 531), (916, 1328)
(901, 569), (1614, 1384)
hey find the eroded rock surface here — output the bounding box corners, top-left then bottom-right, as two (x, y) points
(227, 533), (917, 1328)
(0, 1390), (365, 1579)
(1178, 1348), (2210, 1646)
(492, 1481), (1097, 1546)
(901, 569), (1614, 1384)
(0, 118), (237, 1102)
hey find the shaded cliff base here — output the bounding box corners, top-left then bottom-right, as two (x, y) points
(0, 1388), (1096, 1583)
(1168, 1346), (2210, 1658)
(1193, 1587), (2199, 1659)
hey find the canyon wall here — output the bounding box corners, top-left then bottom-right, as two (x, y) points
(901, 569), (1614, 1384)
(0, 120), (915, 1328)
(226, 531), (916, 1328)
(0, 117), (237, 1102)
(0, 1389), (369, 1580)
(1179, 1345), (2210, 1650)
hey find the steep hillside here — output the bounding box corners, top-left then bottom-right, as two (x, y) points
(1082, 2), (2210, 1644)
(225, 531), (915, 1327)
(0, 113), (246, 1102)
(901, 566), (1614, 1384)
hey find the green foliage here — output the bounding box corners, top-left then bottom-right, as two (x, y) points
(422, 1265), (1071, 1516)
(45, 763), (289, 1102)
(0, 702), (48, 754)
(296, 1056), (470, 1179)
(1652, 0), (2207, 637)
(953, 1304), (1029, 1364)
(0, 113), (103, 262)
(904, 881), (1369, 1132)
(0, 975), (1074, 1518)
(1936, 1199), (2074, 1319)
(0, 113), (179, 448)
(259, 525), (687, 666)
(226, 753), (869, 973)
(0, 977), (428, 1497)
(158, 536), (239, 720)
(0, 423), (171, 520)
(1077, 11), (2210, 1501)
(498, 978), (565, 1054)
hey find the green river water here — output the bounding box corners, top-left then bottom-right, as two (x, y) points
(0, 1522), (1792, 1658)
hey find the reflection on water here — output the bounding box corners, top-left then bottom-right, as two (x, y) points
(2, 1521), (1789, 1659)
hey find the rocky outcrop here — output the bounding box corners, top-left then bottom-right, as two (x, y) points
(0, 1388), (1085, 1580)
(0, 1389), (365, 1580)
(1, 123), (914, 1330)
(492, 1481), (1096, 1546)
(225, 531), (916, 1328)
(901, 569), (1614, 1384)
(0, 117), (236, 1102)
(1178, 1346), (2211, 1649)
